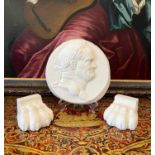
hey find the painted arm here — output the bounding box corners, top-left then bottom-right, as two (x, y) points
(27, 0), (38, 5)
(132, 0), (145, 15)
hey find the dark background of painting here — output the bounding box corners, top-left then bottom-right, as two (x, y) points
(4, 0), (26, 77)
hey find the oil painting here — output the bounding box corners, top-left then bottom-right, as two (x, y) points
(4, 0), (151, 79)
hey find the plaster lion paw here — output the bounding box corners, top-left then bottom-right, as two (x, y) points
(17, 94), (54, 131)
(103, 94), (139, 130)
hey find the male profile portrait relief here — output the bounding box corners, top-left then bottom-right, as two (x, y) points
(53, 42), (96, 100)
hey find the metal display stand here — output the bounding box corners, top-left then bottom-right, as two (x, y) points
(58, 99), (99, 113)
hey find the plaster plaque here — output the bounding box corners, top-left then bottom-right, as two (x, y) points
(46, 39), (110, 104)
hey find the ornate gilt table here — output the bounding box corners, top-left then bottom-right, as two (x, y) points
(4, 79), (151, 155)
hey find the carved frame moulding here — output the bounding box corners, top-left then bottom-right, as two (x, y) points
(4, 78), (151, 98)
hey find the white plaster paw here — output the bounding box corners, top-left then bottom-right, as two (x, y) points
(103, 94), (139, 130)
(17, 94), (54, 131)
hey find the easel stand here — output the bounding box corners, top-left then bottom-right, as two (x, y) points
(58, 99), (99, 114)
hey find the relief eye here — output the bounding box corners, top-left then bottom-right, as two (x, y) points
(85, 61), (90, 65)
(86, 59), (92, 63)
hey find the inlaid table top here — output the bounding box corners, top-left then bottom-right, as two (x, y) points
(4, 95), (150, 155)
